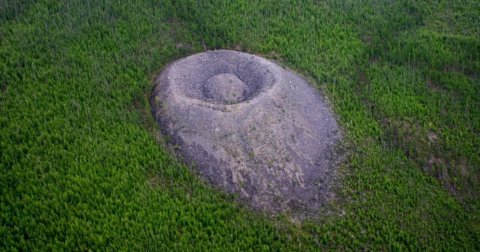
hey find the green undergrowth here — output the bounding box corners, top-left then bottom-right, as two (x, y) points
(1, 0), (479, 250)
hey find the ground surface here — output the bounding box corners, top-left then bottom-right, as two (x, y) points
(1, 0), (479, 250)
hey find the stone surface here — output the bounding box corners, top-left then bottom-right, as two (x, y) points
(204, 73), (247, 103)
(152, 50), (342, 217)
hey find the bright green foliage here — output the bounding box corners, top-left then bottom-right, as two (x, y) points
(1, 0), (479, 250)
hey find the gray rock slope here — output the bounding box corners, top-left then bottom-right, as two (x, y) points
(152, 50), (341, 216)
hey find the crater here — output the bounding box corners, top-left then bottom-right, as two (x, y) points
(167, 50), (275, 105)
(152, 50), (342, 219)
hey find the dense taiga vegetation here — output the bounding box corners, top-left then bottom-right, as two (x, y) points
(1, 0), (479, 250)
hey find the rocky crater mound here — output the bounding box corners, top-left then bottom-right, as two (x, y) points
(152, 50), (342, 217)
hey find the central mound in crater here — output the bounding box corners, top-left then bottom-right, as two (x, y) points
(203, 73), (247, 103)
(152, 50), (342, 218)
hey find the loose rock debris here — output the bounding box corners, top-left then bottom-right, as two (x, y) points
(152, 50), (342, 218)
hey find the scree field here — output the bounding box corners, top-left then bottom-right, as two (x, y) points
(1, 0), (479, 250)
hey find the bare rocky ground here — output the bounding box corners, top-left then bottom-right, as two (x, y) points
(152, 50), (342, 218)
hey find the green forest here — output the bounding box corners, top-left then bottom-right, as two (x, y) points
(1, 0), (479, 250)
